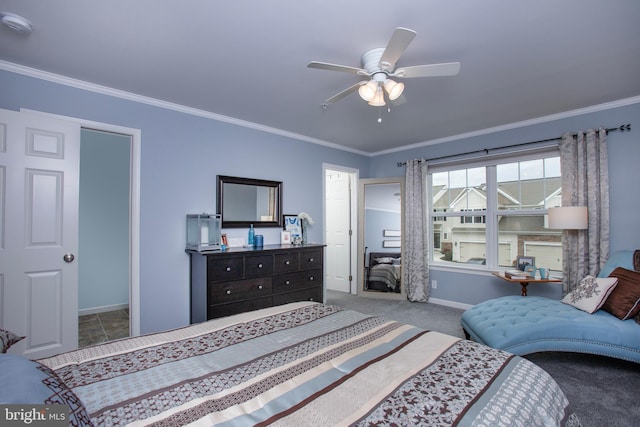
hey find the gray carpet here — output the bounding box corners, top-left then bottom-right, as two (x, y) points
(326, 290), (640, 427)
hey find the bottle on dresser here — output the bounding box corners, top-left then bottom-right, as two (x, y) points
(248, 224), (255, 246)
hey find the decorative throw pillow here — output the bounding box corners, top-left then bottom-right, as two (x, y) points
(561, 275), (618, 313)
(0, 354), (93, 426)
(0, 329), (25, 353)
(601, 267), (640, 320)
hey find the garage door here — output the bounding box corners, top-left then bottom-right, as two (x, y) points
(525, 243), (562, 270)
(459, 241), (485, 263)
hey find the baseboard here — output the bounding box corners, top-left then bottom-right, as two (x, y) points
(79, 303), (129, 316)
(428, 297), (473, 311)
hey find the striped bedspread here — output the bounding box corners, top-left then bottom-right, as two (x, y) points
(39, 302), (580, 426)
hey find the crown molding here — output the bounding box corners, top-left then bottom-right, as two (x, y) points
(0, 60), (370, 156)
(372, 95), (640, 156)
(2, 60), (637, 159)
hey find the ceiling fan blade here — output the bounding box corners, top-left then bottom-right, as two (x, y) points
(307, 61), (369, 75)
(393, 62), (461, 78)
(325, 82), (362, 104)
(379, 27), (417, 70)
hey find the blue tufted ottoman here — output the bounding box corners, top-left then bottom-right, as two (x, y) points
(461, 295), (640, 363)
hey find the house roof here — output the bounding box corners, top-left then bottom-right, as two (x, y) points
(1, 1), (639, 154)
(433, 177), (561, 210)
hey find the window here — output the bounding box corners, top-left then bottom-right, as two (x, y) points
(429, 151), (562, 270)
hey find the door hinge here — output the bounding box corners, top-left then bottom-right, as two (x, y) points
(349, 275), (353, 282)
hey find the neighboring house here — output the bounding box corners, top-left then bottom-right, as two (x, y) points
(433, 177), (563, 268)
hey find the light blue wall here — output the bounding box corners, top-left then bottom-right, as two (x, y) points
(371, 101), (640, 305)
(79, 129), (130, 310)
(365, 209), (401, 254)
(2, 68), (637, 324)
(0, 69), (371, 334)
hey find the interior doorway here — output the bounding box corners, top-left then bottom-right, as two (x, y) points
(323, 165), (358, 294)
(78, 128), (132, 347)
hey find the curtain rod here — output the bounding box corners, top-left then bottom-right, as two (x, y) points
(396, 123), (631, 167)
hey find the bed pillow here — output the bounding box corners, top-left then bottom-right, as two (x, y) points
(0, 329), (25, 353)
(375, 257), (395, 264)
(601, 267), (640, 320)
(0, 354), (93, 426)
(561, 275), (618, 313)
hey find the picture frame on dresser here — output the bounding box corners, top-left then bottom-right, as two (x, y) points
(283, 214), (301, 237)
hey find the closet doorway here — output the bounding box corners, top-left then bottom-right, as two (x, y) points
(323, 165), (358, 294)
(78, 128), (132, 347)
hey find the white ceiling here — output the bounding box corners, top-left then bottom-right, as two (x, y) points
(1, 0), (639, 154)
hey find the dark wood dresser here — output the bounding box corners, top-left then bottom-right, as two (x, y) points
(188, 244), (325, 323)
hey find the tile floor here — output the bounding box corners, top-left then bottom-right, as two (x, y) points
(78, 308), (129, 348)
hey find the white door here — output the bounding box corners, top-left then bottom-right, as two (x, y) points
(0, 108), (80, 359)
(325, 169), (352, 293)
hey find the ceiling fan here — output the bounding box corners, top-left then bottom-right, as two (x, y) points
(308, 27), (460, 107)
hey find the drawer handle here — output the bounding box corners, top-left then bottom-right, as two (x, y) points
(285, 260), (290, 265)
(226, 267), (231, 272)
(258, 263), (263, 268)
(309, 258), (314, 262)
(226, 290), (232, 295)
(258, 285), (263, 290)
(309, 276), (314, 281)
(285, 280), (290, 285)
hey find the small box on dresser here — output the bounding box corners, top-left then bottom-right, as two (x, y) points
(188, 244), (325, 323)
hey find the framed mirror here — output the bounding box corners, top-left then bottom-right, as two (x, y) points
(216, 175), (283, 228)
(357, 177), (405, 300)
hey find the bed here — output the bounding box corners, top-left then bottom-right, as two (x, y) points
(366, 251), (401, 293)
(2, 302), (580, 426)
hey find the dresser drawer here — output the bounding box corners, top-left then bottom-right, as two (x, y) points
(300, 249), (323, 270)
(272, 272), (302, 293)
(274, 252), (299, 273)
(301, 269), (322, 287)
(273, 287), (322, 306)
(273, 269), (322, 293)
(207, 256), (243, 281)
(244, 254), (273, 277)
(210, 277), (272, 303)
(208, 296), (273, 319)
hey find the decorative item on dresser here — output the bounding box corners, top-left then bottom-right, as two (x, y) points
(188, 244), (325, 322)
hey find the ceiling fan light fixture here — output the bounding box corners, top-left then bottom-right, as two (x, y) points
(358, 80), (377, 101)
(368, 87), (386, 106)
(384, 79), (404, 100)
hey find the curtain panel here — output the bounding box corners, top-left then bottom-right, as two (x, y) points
(402, 159), (430, 302)
(559, 128), (609, 294)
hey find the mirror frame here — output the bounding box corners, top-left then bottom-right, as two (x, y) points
(357, 177), (406, 300)
(216, 175), (283, 228)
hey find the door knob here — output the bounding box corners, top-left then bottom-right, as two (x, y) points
(63, 253), (75, 263)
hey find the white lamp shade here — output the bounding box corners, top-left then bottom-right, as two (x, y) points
(358, 81), (377, 101)
(547, 206), (588, 229)
(367, 87), (386, 106)
(383, 79), (404, 100)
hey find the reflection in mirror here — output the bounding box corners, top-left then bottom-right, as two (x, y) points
(357, 178), (405, 300)
(217, 176), (283, 228)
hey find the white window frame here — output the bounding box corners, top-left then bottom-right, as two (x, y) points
(427, 146), (560, 271)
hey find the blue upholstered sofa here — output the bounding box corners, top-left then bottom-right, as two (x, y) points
(461, 250), (640, 363)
